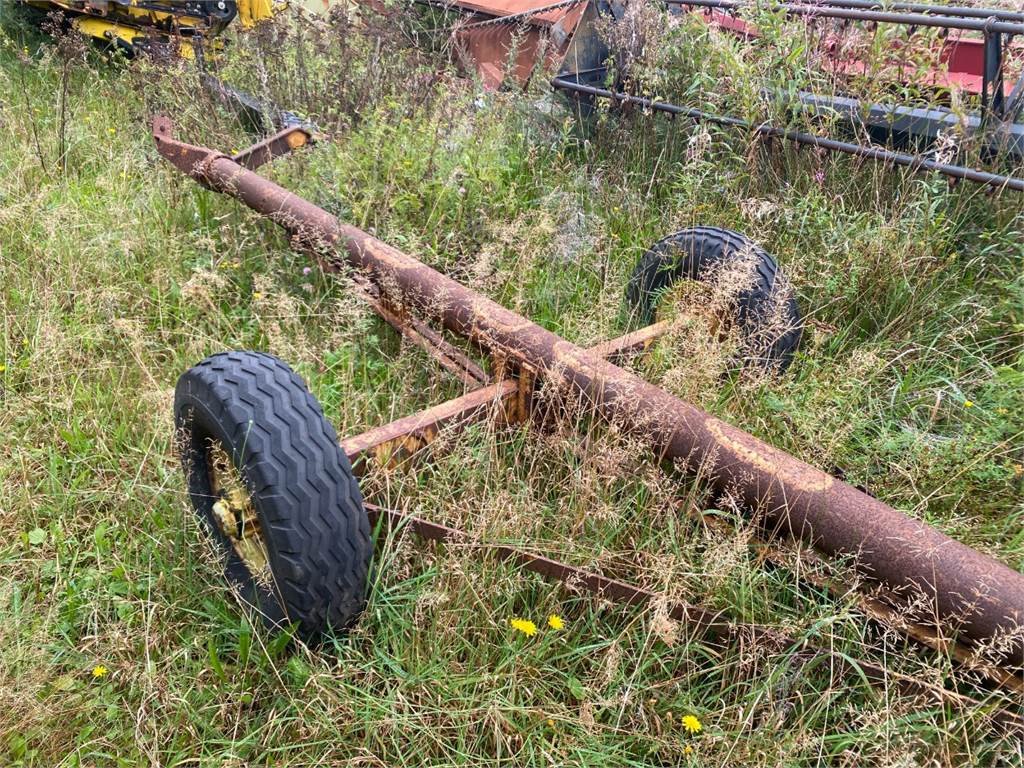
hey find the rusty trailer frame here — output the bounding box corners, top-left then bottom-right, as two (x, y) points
(154, 118), (1024, 721)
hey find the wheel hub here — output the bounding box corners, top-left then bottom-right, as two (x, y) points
(207, 441), (270, 577)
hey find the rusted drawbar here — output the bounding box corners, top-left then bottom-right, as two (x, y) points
(153, 117), (1024, 669)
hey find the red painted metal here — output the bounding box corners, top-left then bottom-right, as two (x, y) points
(423, 0), (588, 88)
(678, 0), (1024, 97)
(432, 0), (1024, 98)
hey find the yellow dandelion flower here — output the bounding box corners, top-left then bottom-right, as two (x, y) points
(253, 292), (263, 300)
(964, 399), (974, 408)
(684, 744), (693, 755)
(91, 665), (108, 678)
(546, 718), (555, 727)
(547, 614), (565, 631)
(510, 617), (537, 637)
(681, 714), (702, 734)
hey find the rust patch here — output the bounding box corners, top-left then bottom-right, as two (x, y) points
(704, 418), (834, 493)
(353, 237), (422, 273)
(470, 297), (534, 335)
(551, 340), (612, 384)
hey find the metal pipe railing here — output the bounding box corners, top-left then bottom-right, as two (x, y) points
(810, 0), (1024, 24)
(667, 0), (1024, 35)
(551, 73), (1024, 191)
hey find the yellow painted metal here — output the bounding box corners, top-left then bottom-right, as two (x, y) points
(238, 0), (275, 27)
(70, 16), (197, 58)
(20, 1), (235, 53)
(207, 440), (271, 578)
(23, 1), (207, 29)
(72, 17), (141, 48)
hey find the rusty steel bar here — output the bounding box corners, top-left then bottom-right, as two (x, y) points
(341, 321), (673, 471)
(153, 117), (1024, 668)
(359, 285), (491, 387)
(231, 125), (314, 171)
(342, 380), (518, 472)
(365, 501), (1024, 732)
(550, 74), (1024, 193)
(348, 313), (1024, 693)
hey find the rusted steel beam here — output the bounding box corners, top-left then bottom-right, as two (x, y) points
(588, 320), (671, 362)
(231, 125), (314, 171)
(693, 509), (1024, 694)
(365, 501), (1024, 733)
(357, 282), (491, 388)
(342, 380), (518, 473)
(153, 117), (1024, 667)
(341, 323), (671, 470)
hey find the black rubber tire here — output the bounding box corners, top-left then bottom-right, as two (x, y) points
(625, 227), (803, 372)
(174, 351), (372, 641)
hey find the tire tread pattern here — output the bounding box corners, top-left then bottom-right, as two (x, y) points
(625, 226), (802, 371)
(175, 351), (371, 640)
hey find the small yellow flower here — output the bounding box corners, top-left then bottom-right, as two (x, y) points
(546, 718), (555, 727)
(681, 714), (702, 734)
(547, 614), (565, 631)
(108, 127), (116, 135)
(684, 745), (693, 755)
(510, 617), (537, 637)
(253, 292), (263, 300)
(91, 665), (108, 679)
(964, 399), (974, 408)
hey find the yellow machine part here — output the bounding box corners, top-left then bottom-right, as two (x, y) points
(20, 1), (311, 55)
(22, 1), (209, 29)
(70, 16), (196, 58)
(19, 1), (285, 43)
(237, 0), (277, 27)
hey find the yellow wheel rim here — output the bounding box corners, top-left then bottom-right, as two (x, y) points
(206, 440), (272, 581)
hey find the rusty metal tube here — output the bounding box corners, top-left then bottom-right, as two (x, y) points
(154, 119), (1024, 665)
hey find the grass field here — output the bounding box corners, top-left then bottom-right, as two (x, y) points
(2, 3), (1023, 765)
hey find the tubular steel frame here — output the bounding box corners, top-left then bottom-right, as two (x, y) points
(546, 0), (1024, 192)
(154, 118), (1024, 724)
(551, 70), (1024, 191)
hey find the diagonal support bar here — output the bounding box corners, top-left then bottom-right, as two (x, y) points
(365, 501), (1024, 732)
(340, 320), (670, 470)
